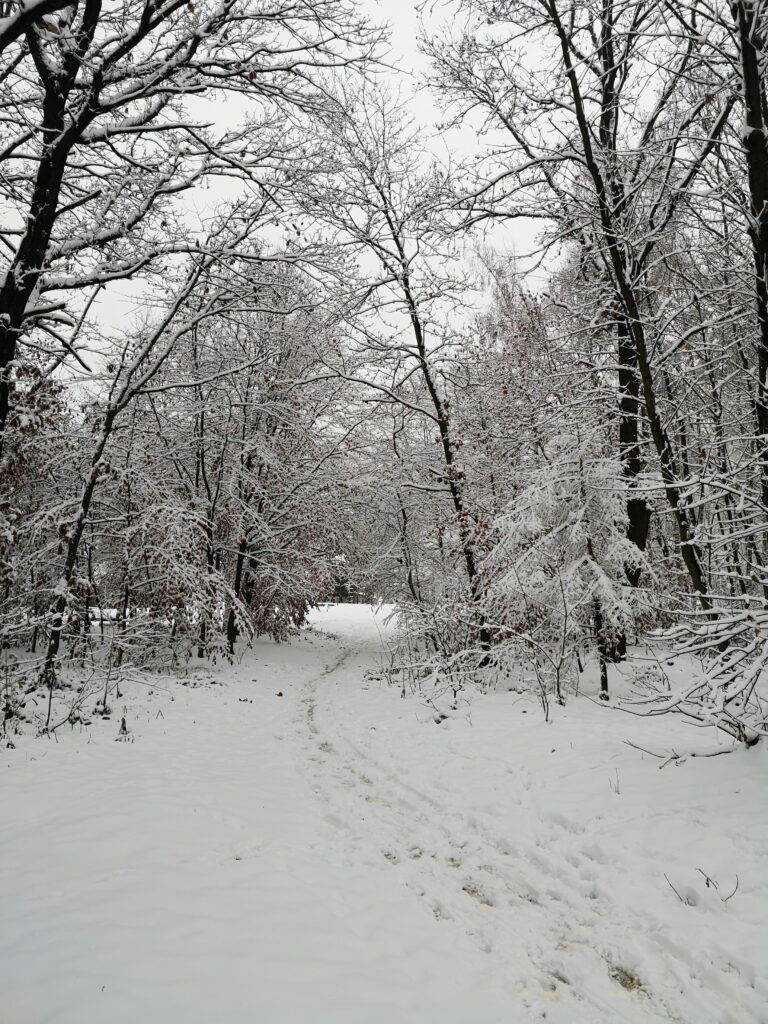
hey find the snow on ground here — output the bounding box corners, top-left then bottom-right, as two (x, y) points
(1, 604), (766, 1024)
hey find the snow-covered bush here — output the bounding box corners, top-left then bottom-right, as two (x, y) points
(378, 596), (486, 701)
(483, 448), (651, 705)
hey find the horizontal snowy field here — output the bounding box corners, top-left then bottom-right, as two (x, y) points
(1, 604), (766, 1024)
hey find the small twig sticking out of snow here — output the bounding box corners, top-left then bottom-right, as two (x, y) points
(624, 739), (664, 759)
(697, 867), (717, 890)
(622, 741), (684, 765)
(697, 868), (739, 903)
(664, 874), (692, 904)
(722, 876), (739, 903)
(658, 753), (684, 769)
(116, 709), (131, 741)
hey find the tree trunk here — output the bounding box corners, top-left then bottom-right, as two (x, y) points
(617, 315), (652, 582)
(731, 0), (768, 513)
(226, 538), (248, 654)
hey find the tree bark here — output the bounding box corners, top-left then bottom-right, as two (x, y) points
(617, 315), (652, 583)
(731, 0), (768, 512)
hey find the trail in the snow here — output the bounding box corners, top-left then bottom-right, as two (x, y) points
(299, 610), (767, 1024)
(301, 644), (641, 1022)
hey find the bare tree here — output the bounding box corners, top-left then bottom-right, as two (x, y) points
(0, 0), (377, 460)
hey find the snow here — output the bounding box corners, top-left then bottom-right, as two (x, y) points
(1, 604), (766, 1023)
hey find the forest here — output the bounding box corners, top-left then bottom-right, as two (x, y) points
(0, 0), (766, 1020)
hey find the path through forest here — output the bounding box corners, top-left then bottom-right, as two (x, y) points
(1, 605), (766, 1023)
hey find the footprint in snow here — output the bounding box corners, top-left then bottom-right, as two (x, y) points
(462, 878), (495, 907)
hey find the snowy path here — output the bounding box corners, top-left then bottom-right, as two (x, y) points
(1, 605), (766, 1023)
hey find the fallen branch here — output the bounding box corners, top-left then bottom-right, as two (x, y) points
(624, 739), (739, 763)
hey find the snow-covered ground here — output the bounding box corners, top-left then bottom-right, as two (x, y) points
(1, 604), (766, 1023)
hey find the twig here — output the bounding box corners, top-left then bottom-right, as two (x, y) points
(696, 867), (738, 902)
(722, 876), (739, 902)
(624, 739), (664, 758)
(689, 747), (739, 759)
(664, 874), (688, 904)
(697, 867), (717, 891)
(658, 752), (683, 769)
